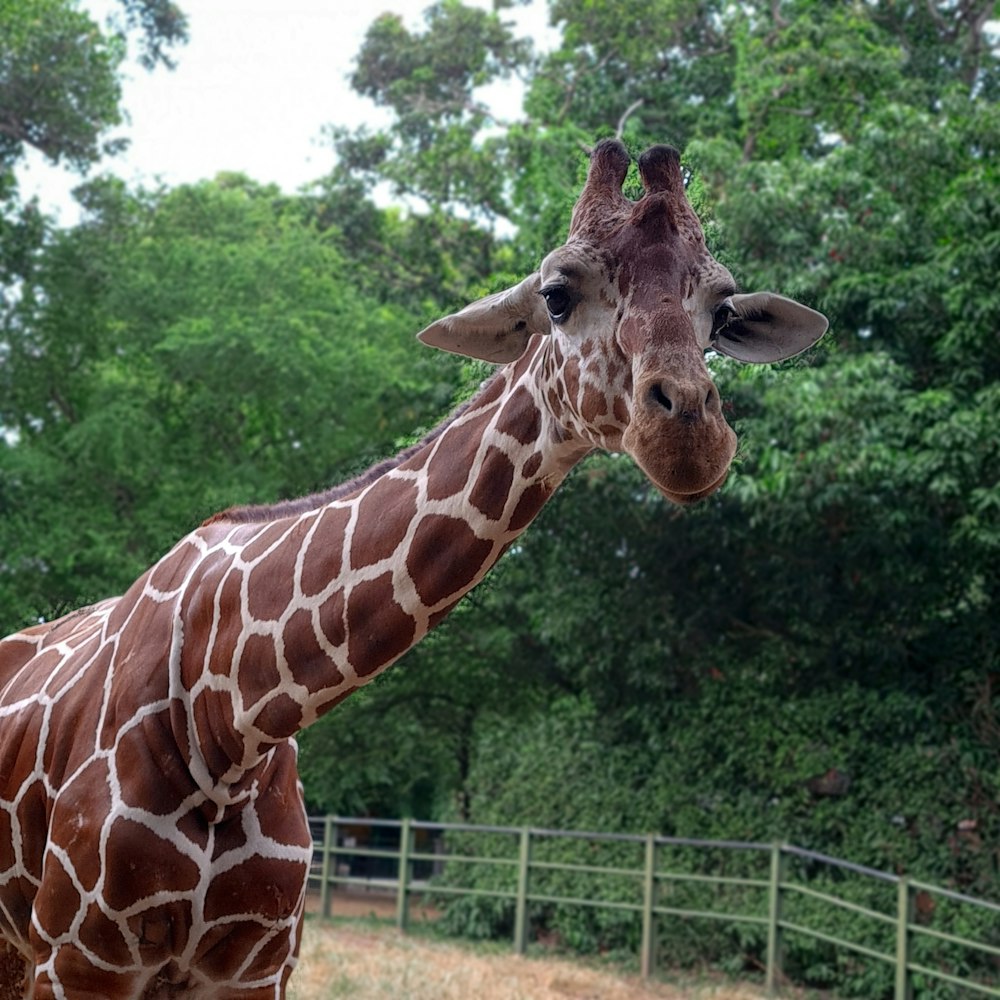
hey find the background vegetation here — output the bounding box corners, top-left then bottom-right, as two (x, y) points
(2, 1), (998, 994)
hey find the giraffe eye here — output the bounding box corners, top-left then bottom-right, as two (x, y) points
(540, 285), (574, 323)
(712, 298), (737, 334)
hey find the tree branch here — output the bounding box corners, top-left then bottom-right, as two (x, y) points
(615, 99), (645, 140)
(558, 50), (615, 121)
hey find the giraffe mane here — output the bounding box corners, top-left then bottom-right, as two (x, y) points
(202, 380), (492, 526)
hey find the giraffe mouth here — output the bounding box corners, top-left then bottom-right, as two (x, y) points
(612, 349), (739, 505)
(622, 386), (738, 507)
(654, 464), (731, 505)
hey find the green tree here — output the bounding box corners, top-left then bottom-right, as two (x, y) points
(306, 2), (1000, 934)
(307, 168), (507, 311)
(0, 0), (186, 171)
(333, 0), (531, 219)
(0, 175), (462, 632)
(2, 7), (998, 982)
(1, 0), (189, 428)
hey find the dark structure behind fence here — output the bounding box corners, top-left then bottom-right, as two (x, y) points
(307, 816), (1000, 999)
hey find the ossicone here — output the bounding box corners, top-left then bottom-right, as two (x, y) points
(587, 139), (631, 193)
(637, 145), (683, 195)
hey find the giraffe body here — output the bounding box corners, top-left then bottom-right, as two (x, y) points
(0, 141), (826, 997)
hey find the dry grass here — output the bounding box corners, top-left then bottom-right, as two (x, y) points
(288, 919), (771, 1000)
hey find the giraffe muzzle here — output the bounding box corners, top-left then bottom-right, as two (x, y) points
(624, 372), (738, 504)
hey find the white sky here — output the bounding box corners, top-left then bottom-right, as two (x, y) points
(17, 0), (556, 222)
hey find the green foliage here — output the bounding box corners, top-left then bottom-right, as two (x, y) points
(110, 0), (188, 70)
(0, 0), (186, 182)
(0, 175), (462, 632)
(0, 0), (189, 449)
(2, 3), (1000, 995)
(297, 682), (446, 819)
(307, 170), (506, 311)
(535, 0), (737, 146)
(437, 692), (999, 993)
(333, 0), (531, 217)
(0, 0), (125, 170)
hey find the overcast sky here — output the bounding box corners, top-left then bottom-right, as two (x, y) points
(18, 0), (555, 222)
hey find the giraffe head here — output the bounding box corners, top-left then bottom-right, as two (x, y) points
(418, 140), (827, 504)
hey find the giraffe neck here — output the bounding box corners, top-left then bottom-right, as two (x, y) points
(171, 338), (590, 794)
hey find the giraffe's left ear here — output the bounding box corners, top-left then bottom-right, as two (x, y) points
(711, 292), (829, 363)
(417, 273), (550, 363)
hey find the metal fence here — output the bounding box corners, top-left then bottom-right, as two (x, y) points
(307, 816), (1000, 998)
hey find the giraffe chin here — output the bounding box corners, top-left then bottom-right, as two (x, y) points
(622, 416), (737, 507)
(652, 465), (731, 506)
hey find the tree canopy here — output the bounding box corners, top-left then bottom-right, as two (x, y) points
(1, 1), (998, 990)
(302, 0), (1000, 917)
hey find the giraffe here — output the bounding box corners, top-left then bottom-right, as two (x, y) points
(0, 140), (827, 998)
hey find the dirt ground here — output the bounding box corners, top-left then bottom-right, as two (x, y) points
(292, 891), (770, 1000)
(304, 887), (438, 921)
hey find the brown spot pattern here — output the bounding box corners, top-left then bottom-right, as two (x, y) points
(238, 632), (283, 708)
(50, 767), (111, 892)
(241, 521), (293, 564)
(546, 386), (563, 418)
(103, 819), (200, 911)
(253, 694), (303, 740)
(0, 813), (12, 874)
(202, 570), (243, 680)
(34, 855), (79, 937)
(522, 452), (543, 479)
(15, 784), (47, 879)
(299, 505), (350, 595)
(346, 575), (416, 677)
(563, 358), (581, 400)
(176, 808), (210, 851)
(425, 409), (495, 501)
(509, 483), (553, 532)
(247, 551), (295, 623)
(495, 386), (541, 445)
(279, 609), (343, 696)
(318, 589), (346, 648)
(177, 549), (233, 688)
(581, 384), (608, 422)
(613, 395), (629, 425)
(192, 689), (244, 780)
(79, 903), (133, 966)
(469, 446), (515, 521)
(205, 857), (305, 923)
(407, 515), (494, 608)
(49, 951), (136, 998)
(350, 476), (418, 570)
(147, 538), (202, 594)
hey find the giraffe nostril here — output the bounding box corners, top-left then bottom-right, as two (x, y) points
(646, 378), (717, 422)
(649, 383), (673, 411)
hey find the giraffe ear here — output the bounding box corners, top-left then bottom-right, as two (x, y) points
(417, 273), (550, 363)
(711, 292), (828, 363)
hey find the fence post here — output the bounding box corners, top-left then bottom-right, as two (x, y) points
(513, 827), (532, 955)
(895, 877), (913, 1000)
(396, 817), (412, 932)
(640, 833), (658, 978)
(319, 816), (335, 919)
(765, 842), (787, 995)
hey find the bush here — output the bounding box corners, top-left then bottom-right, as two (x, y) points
(433, 688), (1000, 994)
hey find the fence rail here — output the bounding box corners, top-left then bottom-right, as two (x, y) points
(307, 816), (1000, 998)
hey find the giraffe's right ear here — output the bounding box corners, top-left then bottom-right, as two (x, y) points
(417, 273), (550, 363)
